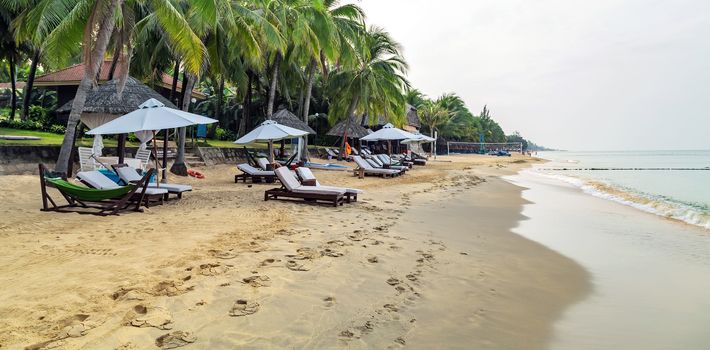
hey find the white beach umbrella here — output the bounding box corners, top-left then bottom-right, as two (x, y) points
(86, 98), (217, 135)
(86, 98), (217, 183)
(360, 123), (417, 142)
(401, 133), (436, 144)
(360, 123), (417, 160)
(234, 120), (309, 162)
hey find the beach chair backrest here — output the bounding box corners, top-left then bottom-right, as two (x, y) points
(325, 148), (337, 157)
(237, 164), (259, 175)
(377, 154), (390, 164)
(366, 158), (380, 168)
(296, 167), (317, 182)
(351, 148), (360, 155)
(77, 171), (121, 189)
(275, 167), (301, 191)
(78, 147), (98, 172)
(115, 165), (143, 183)
(134, 149), (152, 169)
(257, 158), (270, 171)
(352, 156), (372, 169)
(370, 157), (384, 167)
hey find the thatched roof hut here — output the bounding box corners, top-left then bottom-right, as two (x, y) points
(56, 77), (178, 130)
(270, 108), (316, 134)
(327, 117), (371, 139)
(57, 77), (177, 114)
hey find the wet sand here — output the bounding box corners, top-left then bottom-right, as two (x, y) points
(0, 155), (588, 349)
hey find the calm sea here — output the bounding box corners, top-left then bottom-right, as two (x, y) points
(535, 150), (710, 229)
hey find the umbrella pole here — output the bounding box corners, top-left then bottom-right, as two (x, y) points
(162, 129), (168, 183)
(118, 134), (126, 164)
(388, 140), (392, 166)
(268, 140), (274, 164)
(151, 130), (160, 187)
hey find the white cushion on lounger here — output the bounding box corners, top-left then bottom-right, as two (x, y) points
(77, 170), (168, 195)
(115, 166), (192, 193)
(275, 167), (344, 195)
(77, 171), (121, 189)
(296, 167), (362, 194)
(257, 158), (270, 171)
(238, 164), (275, 176)
(352, 156), (400, 175)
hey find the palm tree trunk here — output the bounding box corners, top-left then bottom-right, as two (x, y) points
(216, 75), (224, 124)
(338, 93), (360, 160)
(319, 51), (329, 80)
(169, 59), (180, 104)
(55, 0), (122, 174)
(9, 52), (17, 120)
(107, 40), (121, 80)
(296, 79), (304, 119)
(239, 71), (252, 137)
(178, 72), (188, 108)
(170, 73), (195, 176)
(266, 53), (281, 118)
(21, 49), (41, 121)
(302, 58), (316, 122)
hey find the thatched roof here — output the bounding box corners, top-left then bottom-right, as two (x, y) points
(327, 117), (371, 138)
(361, 104), (420, 129)
(406, 104), (420, 128)
(270, 108), (316, 134)
(56, 77), (177, 114)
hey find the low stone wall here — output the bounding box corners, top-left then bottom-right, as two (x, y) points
(0, 146), (140, 175)
(197, 147), (247, 166)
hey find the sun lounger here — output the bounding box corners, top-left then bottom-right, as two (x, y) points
(112, 164), (192, 199)
(38, 164), (154, 216)
(264, 167), (345, 207)
(374, 154), (410, 170)
(296, 167), (362, 202)
(352, 156), (402, 178)
(235, 164), (277, 183)
(77, 170), (168, 207)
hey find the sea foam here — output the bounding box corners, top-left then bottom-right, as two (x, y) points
(528, 170), (710, 230)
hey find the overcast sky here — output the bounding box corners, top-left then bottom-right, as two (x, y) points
(353, 0), (710, 150)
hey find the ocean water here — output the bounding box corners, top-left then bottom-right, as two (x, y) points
(535, 150), (710, 229)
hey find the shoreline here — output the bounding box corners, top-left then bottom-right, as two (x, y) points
(0, 155), (590, 349)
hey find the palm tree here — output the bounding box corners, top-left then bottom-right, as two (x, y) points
(418, 99), (453, 138)
(327, 26), (409, 158)
(301, 0), (364, 122)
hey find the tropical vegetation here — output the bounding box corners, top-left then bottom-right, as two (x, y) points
(0, 0), (536, 172)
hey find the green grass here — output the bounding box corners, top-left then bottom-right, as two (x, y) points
(0, 128), (138, 147)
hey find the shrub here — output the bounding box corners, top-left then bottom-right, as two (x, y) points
(214, 127), (236, 141)
(49, 124), (66, 134)
(214, 127), (226, 140)
(28, 105), (51, 127)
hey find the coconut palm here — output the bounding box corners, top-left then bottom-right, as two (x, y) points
(418, 99), (453, 138)
(327, 26), (409, 157)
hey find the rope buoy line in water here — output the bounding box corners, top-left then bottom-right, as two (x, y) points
(539, 167), (710, 171)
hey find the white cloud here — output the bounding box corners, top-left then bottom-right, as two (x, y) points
(353, 0), (710, 150)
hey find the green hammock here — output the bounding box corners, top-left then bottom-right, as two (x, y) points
(46, 177), (135, 202)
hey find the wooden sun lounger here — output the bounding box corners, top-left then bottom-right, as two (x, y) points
(38, 164), (153, 216)
(235, 164), (277, 183)
(264, 167), (344, 207)
(352, 156), (403, 178)
(296, 167), (362, 203)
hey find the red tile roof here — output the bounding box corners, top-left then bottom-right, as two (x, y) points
(35, 61), (114, 83)
(34, 61), (205, 99)
(0, 82), (26, 90)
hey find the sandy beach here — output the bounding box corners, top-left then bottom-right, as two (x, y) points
(0, 155), (589, 349)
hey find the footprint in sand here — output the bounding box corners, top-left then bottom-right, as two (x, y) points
(367, 256), (379, 263)
(347, 230), (366, 241)
(156, 331), (196, 349)
(209, 249), (238, 260)
(229, 299), (260, 317)
(286, 260), (311, 271)
(386, 278), (402, 286)
(125, 304), (173, 330)
(287, 247), (320, 260)
(322, 248), (344, 257)
(323, 296), (336, 307)
(242, 275), (272, 287)
(55, 314), (95, 339)
(326, 239), (346, 246)
(195, 262), (231, 276)
(383, 304), (399, 312)
(405, 274), (418, 282)
(259, 258), (278, 267)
